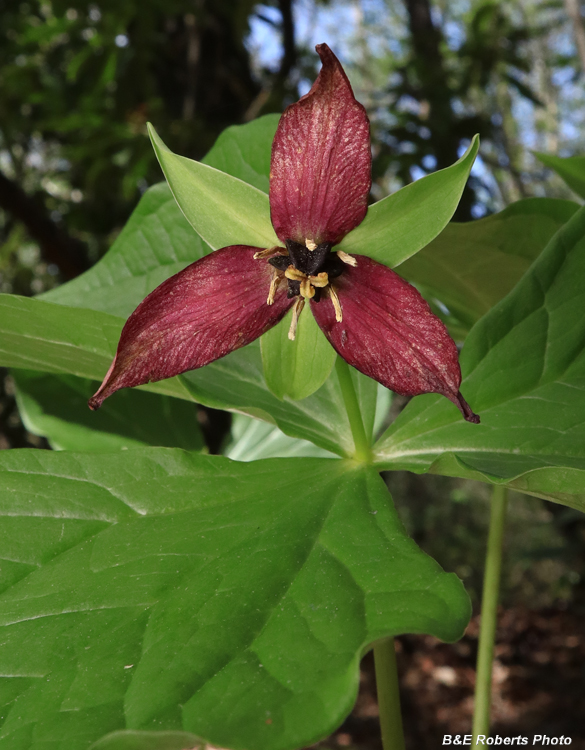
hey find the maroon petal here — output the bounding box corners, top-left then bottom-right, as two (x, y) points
(269, 43), (371, 247)
(89, 246), (293, 409)
(311, 256), (480, 423)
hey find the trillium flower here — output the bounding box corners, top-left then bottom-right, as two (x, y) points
(89, 43), (479, 424)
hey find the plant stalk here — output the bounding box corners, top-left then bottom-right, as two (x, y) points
(374, 639), (405, 750)
(472, 484), (508, 744)
(334, 356), (372, 463)
(336, 358), (403, 747)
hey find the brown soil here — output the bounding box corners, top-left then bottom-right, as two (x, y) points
(312, 607), (585, 750)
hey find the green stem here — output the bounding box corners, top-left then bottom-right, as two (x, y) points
(336, 359), (402, 746)
(334, 357), (372, 463)
(472, 484), (508, 744)
(374, 639), (405, 750)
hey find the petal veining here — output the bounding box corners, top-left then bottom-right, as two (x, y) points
(89, 246), (293, 409)
(269, 43), (371, 246)
(311, 255), (480, 423)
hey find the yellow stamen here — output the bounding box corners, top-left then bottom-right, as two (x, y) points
(284, 266), (307, 282)
(266, 270), (281, 305)
(305, 239), (318, 251)
(336, 250), (357, 266)
(308, 271), (329, 288)
(328, 286), (343, 322)
(300, 278), (315, 299)
(254, 246), (284, 260)
(288, 298), (305, 340)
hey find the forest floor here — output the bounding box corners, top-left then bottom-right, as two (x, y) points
(312, 606), (585, 750)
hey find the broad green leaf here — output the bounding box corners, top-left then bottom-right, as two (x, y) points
(0, 294), (192, 402)
(374, 205), (585, 511)
(225, 414), (335, 460)
(148, 123), (278, 251)
(0, 294), (123, 378)
(13, 370), (204, 452)
(0, 449), (469, 750)
(0, 294), (378, 457)
(202, 113), (279, 193)
(535, 152), (585, 200)
(339, 135), (480, 267)
(41, 183), (208, 318)
(398, 197), (579, 331)
(89, 731), (203, 750)
(261, 305), (337, 400)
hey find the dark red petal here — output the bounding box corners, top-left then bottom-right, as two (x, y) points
(311, 256), (480, 423)
(269, 43), (371, 246)
(89, 246), (293, 410)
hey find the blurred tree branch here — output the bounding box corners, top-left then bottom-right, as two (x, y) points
(245, 0), (297, 120)
(564, 0), (585, 72)
(278, 0), (297, 83)
(403, 0), (474, 218)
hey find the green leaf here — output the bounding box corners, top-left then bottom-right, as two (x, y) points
(225, 414), (336, 460)
(261, 305), (337, 400)
(374, 204), (585, 511)
(0, 294), (378, 457)
(535, 152), (585, 200)
(13, 370), (204, 452)
(0, 294), (192, 402)
(398, 197), (579, 331)
(0, 449), (470, 750)
(224, 389), (390, 461)
(148, 123), (278, 251)
(339, 135), (480, 267)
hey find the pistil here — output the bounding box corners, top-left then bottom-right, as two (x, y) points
(300, 278), (315, 299)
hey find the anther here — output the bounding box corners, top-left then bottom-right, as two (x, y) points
(266, 270), (281, 305)
(328, 286), (343, 322)
(254, 246), (283, 260)
(288, 298), (305, 340)
(336, 250), (357, 267)
(305, 239), (317, 251)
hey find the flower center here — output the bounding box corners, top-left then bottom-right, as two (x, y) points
(268, 239), (345, 301)
(255, 239), (356, 339)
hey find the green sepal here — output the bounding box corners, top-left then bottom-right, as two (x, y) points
(339, 135), (479, 267)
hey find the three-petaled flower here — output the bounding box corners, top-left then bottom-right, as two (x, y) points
(89, 43), (479, 424)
